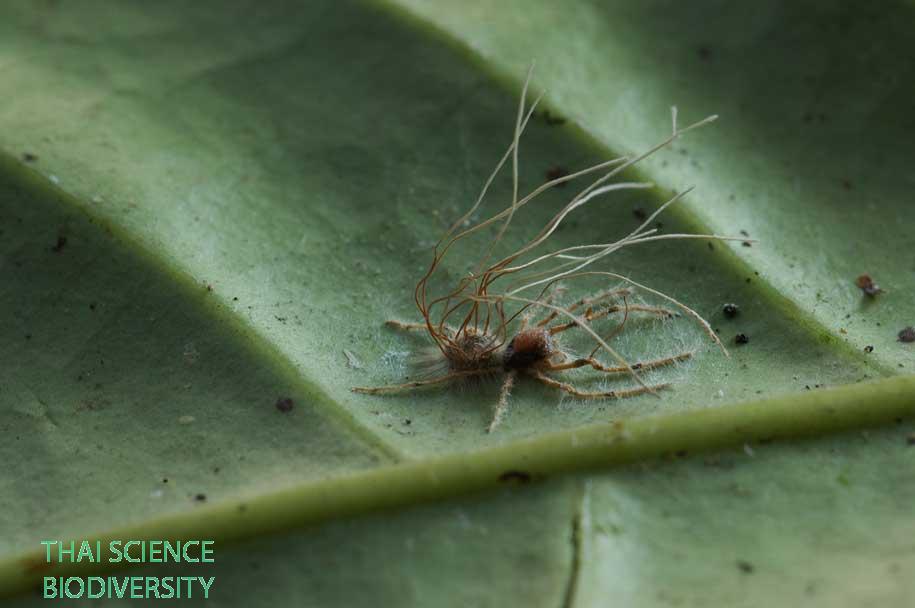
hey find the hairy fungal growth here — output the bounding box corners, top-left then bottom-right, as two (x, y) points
(353, 67), (747, 432)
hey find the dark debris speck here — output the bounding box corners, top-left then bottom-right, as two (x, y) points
(855, 274), (883, 297)
(735, 333), (749, 345)
(275, 397), (294, 413)
(542, 110), (566, 126)
(898, 327), (915, 343)
(546, 165), (569, 185)
(51, 235), (67, 253)
(864, 345), (874, 353)
(723, 303), (740, 318)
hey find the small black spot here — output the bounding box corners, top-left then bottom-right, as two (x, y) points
(275, 397), (294, 413)
(675, 449), (688, 458)
(841, 179), (853, 190)
(89, 302), (96, 311)
(735, 333), (749, 345)
(633, 208), (647, 221)
(162, 478), (168, 483)
(498, 470), (533, 484)
(194, 493), (207, 502)
(698, 46), (711, 61)
(899, 327), (915, 343)
(22, 152), (38, 162)
(232, 296), (239, 301)
(546, 165), (569, 185)
(906, 434), (915, 446)
(863, 345), (874, 353)
(403, 418), (412, 426)
(707, 242), (714, 251)
(723, 303), (739, 318)
(742, 241), (752, 247)
(739, 230), (750, 237)
(737, 560), (754, 574)
(542, 110), (566, 126)
(51, 235), (67, 253)
(213, 467), (221, 474)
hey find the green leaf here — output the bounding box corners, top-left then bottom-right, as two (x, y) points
(2, 0), (913, 605)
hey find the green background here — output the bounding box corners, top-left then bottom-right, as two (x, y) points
(1, 0), (914, 605)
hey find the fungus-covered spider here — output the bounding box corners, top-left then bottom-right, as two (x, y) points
(353, 67), (745, 432)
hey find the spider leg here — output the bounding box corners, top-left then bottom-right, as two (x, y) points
(536, 288), (631, 327)
(352, 368), (499, 394)
(385, 319), (462, 338)
(385, 320), (434, 332)
(545, 351), (692, 373)
(527, 369), (670, 399)
(487, 370), (517, 433)
(548, 304), (675, 335)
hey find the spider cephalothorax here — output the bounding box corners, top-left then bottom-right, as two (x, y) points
(502, 328), (555, 371)
(352, 66), (742, 432)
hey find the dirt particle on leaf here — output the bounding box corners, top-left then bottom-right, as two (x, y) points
(723, 303), (740, 318)
(633, 208), (647, 221)
(737, 560), (755, 574)
(898, 327), (915, 343)
(498, 470), (533, 484)
(50, 235), (67, 253)
(545, 165), (569, 185)
(194, 493), (207, 502)
(542, 110), (566, 126)
(22, 152), (38, 162)
(855, 274), (883, 297)
(275, 397), (294, 413)
(864, 345), (874, 353)
(735, 333), (749, 345)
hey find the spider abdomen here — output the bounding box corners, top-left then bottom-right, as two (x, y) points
(503, 328), (554, 370)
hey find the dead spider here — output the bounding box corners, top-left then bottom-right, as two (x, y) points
(352, 67), (744, 432)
